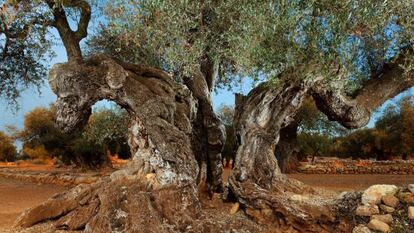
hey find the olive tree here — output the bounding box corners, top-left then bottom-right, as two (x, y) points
(2, 0), (413, 232)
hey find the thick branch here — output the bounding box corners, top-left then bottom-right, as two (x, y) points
(46, 0), (91, 62)
(312, 50), (414, 129)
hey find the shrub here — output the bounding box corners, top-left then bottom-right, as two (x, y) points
(0, 131), (17, 161)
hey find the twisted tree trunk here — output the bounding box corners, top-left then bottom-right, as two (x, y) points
(14, 54), (234, 233)
(229, 80), (344, 232)
(15, 55), (203, 232)
(228, 55), (414, 232)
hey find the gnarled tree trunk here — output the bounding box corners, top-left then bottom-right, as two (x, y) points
(13, 48), (413, 232)
(14, 54), (240, 233)
(15, 55), (203, 232)
(228, 55), (414, 232)
(229, 80), (344, 232)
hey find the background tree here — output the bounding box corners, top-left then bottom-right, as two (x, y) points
(83, 106), (131, 160)
(217, 104), (235, 163)
(276, 98), (347, 172)
(0, 130), (16, 161)
(400, 97), (414, 159)
(18, 105), (131, 167)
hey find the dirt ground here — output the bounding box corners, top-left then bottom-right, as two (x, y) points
(0, 177), (68, 231)
(288, 173), (414, 192)
(1, 166), (414, 230)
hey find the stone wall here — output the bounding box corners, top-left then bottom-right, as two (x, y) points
(297, 159), (414, 174)
(0, 169), (100, 186)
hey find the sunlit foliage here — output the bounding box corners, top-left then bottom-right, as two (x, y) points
(0, 130), (16, 161)
(18, 105), (131, 166)
(100, 0), (413, 89)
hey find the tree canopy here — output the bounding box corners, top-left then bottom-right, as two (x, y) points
(1, 0), (413, 104)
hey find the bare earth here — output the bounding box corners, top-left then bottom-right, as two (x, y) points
(2, 166), (414, 230)
(288, 173), (414, 192)
(0, 177), (67, 231)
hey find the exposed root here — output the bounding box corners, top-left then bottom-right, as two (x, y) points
(229, 175), (352, 233)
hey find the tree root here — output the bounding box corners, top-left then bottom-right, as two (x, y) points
(229, 175), (352, 233)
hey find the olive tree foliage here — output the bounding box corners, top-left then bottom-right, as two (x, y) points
(96, 0), (413, 91)
(0, 0), (54, 104)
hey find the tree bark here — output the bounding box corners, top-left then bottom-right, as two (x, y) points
(227, 53), (414, 231)
(15, 55), (204, 231)
(229, 80), (346, 232)
(184, 59), (225, 194)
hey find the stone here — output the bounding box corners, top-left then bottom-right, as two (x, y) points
(362, 185), (398, 205)
(382, 194), (399, 208)
(230, 202), (240, 215)
(398, 192), (414, 205)
(408, 184), (414, 194)
(371, 214), (393, 224)
(409, 206), (414, 220)
(379, 204), (395, 213)
(356, 205), (380, 217)
(353, 224), (371, 233)
(353, 225), (372, 233)
(367, 219), (390, 233)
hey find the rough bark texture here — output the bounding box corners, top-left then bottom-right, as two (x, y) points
(15, 54), (202, 231)
(229, 80), (347, 232)
(13, 55), (248, 233)
(227, 55), (413, 232)
(311, 55), (414, 129)
(184, 61), (225, 194)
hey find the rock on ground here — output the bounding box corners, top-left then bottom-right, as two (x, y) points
(371, 214), (393, 224)
(379, 204), (395, 213)
(361, 185), (398, 205)
(356, 205), (379, 217)
(352, 224), (372, 233)
(408, 206), (414, 220)
(408, 184), (414, 194)
(367, 219), (390, 233)
(381, 194), (399, 208)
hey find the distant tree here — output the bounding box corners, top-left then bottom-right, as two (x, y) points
(83, 107), (131, 160)
(298, 133), (331, 162)
(400, 97), (414, 159)
(0, 131), (16, 161)
(18, 106), (130, 167)
(295, 99), (347, 160)
(331, 98), (414, 160)
(217, 104), (235, 161)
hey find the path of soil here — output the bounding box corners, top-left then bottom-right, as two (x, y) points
(288, 173), (414, 192)
(0, 177), (68, 231)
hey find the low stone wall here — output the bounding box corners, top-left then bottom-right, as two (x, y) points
(0, 170), (100, 186)
(297, 159), (414, 174)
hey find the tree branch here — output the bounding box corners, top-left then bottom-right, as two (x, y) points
(45, 0), (91, 62)
(311, 48), (414, 129)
